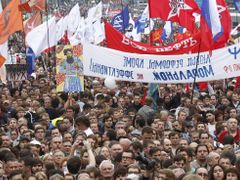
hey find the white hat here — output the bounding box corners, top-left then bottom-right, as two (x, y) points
(30, 140), (41, 146)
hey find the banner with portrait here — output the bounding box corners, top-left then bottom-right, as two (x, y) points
(56, 45), (84, 92)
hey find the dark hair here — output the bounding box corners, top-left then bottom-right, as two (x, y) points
(142, 126), (154, 135)
(9, 170), (24, 179)
(209, 164), (224, 180)
(114, 166), (127, 179)
(75, 115), (90, 128)
(224, 167), (240, 179)
(195, 144), (209, 154)
(67, 156), (81, 174)
(173, 154), (186, 163)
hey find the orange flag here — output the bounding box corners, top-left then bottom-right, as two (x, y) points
(0, 0), (23, 44)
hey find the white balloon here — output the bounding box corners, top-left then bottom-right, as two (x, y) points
(104, 77), (117, 89)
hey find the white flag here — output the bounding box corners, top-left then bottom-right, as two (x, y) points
(86, 1), (102, 23)
(56, 16), (68, 41)
(26, 17), (57, 56)
(67, 3), (81, 38)
(69, 17), (85, 45)
(93, 20), (105, 45)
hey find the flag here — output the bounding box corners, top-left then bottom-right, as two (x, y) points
(30, 0), (46, 11)
(56, 16), (68, 41)
(0, 1), (8, 82)
(26, 48), (35, 75)
(135, 6), (149, 33)
(213, 0), (231, 48)
(24, 11), (42, 35)
(200, 0), (222, 51)
(161, 21), (173, 41)
(69, 17), (85, 45)
(67, 4), (81, 38)
(86, 1), (102, 23)
(148, 0), (200, 32)
(19, 0), (46, 12)
(234, 0), (240, 12)
(26, 17), (57, 56)
(111, 6), (130, 32)
(93, 20), (105, 45)
(0, 0), (23, 44)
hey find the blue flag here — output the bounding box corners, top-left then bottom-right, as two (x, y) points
(234, 0), (240, 12)
(135, 6), (149, 33)
(111, 6), (129, 32)
(26, 48), (35, 76)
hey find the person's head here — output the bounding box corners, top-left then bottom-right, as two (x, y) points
(178, 110), (187, 123)
(51, 128), (61, 138)
(31, 159), (43, 174)
(154, 169), (176, 180)
(4, 158), (19, 176)
(199, 132), (210, 144)
(209, 164), (224, 180)
(121, 150), (135, 167)
(196, 144), (209, 162)
(114, 166), (127, 180)
(195, 167), (208, 180)
(169, 131), (180, 147)
(176, 146), (193, 163)
(86, 166), (100, 180)
(67, 156), (81, 175)
(127, 164), (141, 177)
(227, 118), (238, 132)
(109, 141), (123, 159)
(173, 154), (186, 169)
(182, 174), (203, 180)
(99, 160), (114, 178)
(77, 170), (91, 180)
(207, 152), (220, 168)
(9, 170), (24, 180)
(206, 110), (215, 123)
(225, 167), (240, 180)
(219, 157), (232, 170)
(75, 115), (90, 131)
(141, 126), (154, 140)
(51, 136), (62, 151)
(1, 134), (11, 148)
(34, 127), (46, 141)
(163, 138), (172, 153)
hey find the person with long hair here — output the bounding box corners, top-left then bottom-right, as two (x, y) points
(209, 164), (225, 180)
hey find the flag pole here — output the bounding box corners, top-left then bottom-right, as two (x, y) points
(191, 38), (202, 103)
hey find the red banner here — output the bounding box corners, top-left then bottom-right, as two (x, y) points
(105, 21), (203, 55)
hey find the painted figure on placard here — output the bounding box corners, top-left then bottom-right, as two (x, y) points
(59, 48), (83, 92)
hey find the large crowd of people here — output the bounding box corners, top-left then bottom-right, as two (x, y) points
(1, 65), (240, 180)
(1, 1), (240, 180)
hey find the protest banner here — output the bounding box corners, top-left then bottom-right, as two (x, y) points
(83, 42), (240, 84)
(56, 45), (84, 92)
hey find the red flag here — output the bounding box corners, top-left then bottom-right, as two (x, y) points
(105, 21), (203, 55)
(148, 0), (200, 32)
(199, 82), (208, 91)
(30, 0), (46, 11)
(24, 11), (42, 35)
(19, 0), (46, 12)
(213, 0), (232, 49)
(19, 1), (31, 12)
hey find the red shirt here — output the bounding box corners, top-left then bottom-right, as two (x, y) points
(218, 129), (240, 143)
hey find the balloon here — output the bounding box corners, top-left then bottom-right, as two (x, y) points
(104, 77), (117, 89)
